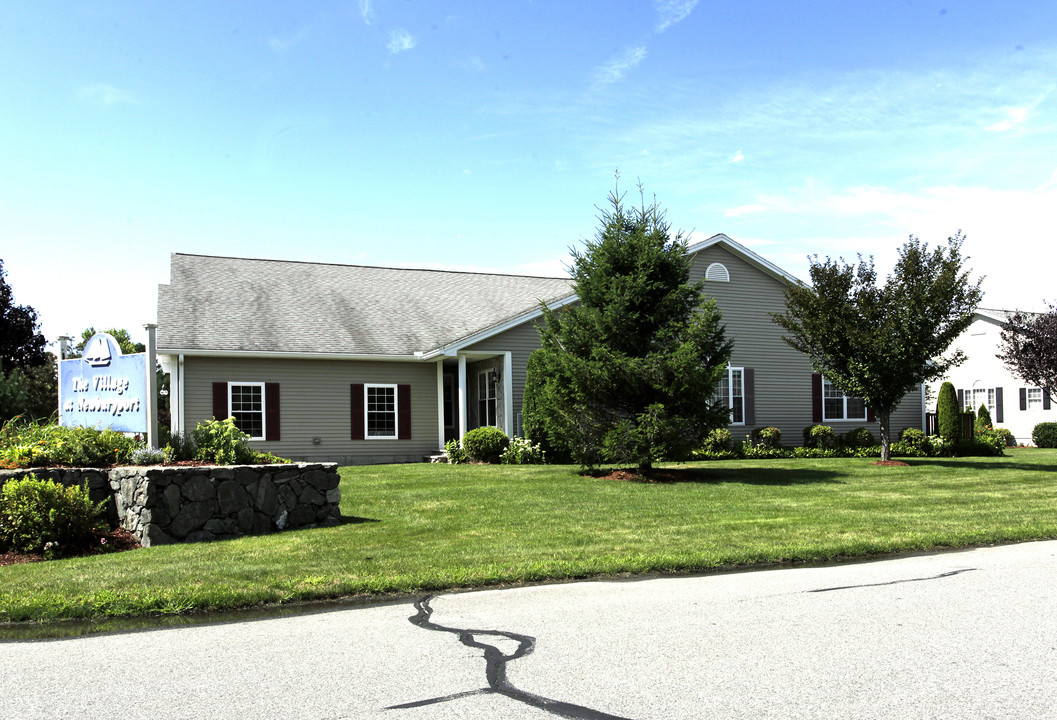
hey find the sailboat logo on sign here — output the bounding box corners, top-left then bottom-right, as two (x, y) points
(82, 334), (115, 367)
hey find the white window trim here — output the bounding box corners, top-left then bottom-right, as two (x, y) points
(716, 366), (745, 426)
(228, 381), (265, 441)
(478, 370), (498, 427)
(822, 377), (868, 422)
(1027, 387), (1043, 410)
(365, 383), (399, 440)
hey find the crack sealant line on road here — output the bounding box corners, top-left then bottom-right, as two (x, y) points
(387, 595), (635, 720)
(807, 568), (977, 593)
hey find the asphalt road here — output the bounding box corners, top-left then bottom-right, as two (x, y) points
(2, 541), (1055, 719)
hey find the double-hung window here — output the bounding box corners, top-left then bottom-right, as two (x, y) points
(365, 384), (397, 438)
(478, 371), (497, 427)
(822, 377), (867, 422)
(714, 367), (745, 425)
(229, 382), (264, 440)
(1027, 387), (1043, 410)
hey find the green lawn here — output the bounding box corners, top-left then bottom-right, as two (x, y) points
(2, 450), (1056, 625)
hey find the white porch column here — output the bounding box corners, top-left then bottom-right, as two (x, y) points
(503, 351), (513, 436)
(436, 360), (445, 450)
(144, 324), (159, 449)
(457, 353), (467, 441)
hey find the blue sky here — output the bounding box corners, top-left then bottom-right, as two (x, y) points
(3, 1), (1056, 348)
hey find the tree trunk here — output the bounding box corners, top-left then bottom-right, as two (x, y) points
(879, 409), (891, 462)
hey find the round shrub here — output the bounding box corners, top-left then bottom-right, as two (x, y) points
(803, 424), (836, 449)
(751, 426), (782, 448)
(989, 427), (1015, 447)
(898, 427), (930, 453)
(193, 418), (255, 465)
(842, 427), (876, 448)
(461, 426), (510, 464)
(1032, 422), (1057, 448)
(0, 475), (104, 557)
(444, 438), (468, 464)
(702, 427), (733, 452)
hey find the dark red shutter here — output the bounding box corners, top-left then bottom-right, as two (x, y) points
(811, 374), (822, 422)
(957, 389), (964, 408)
(867, 406), (876, 422)
(351, 384), (365, 440)
(1020, 388), (1027, 411)
(398, 384), (412, 439)
(212, 382), (227, 421)
(265, 383), (281, 441)
(995, 387), (1004, 422)
(743, 368), (755, 426)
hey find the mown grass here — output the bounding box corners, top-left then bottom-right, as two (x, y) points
(2, 449), (1056, 624)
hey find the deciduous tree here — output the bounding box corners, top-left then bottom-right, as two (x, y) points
(998, 304), (1057, 399)
(0, 260), (47, 371)
(772, 234), (982, 461)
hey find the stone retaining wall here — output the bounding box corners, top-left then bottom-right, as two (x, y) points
(0, 464), (341, 547)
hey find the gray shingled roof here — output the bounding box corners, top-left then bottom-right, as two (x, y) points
(157, 254), (574, 356)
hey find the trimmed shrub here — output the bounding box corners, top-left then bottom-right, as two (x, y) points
(501, 436), (546, 465)
(975, 404), (993, 435)
(129, 444), (166, 466)
(462, 426), (510, 464)
(842, 427), (876, 449)
(0, 475), (105, 557)
(193, 418), (255, 465)
(973, 429), (1007, 456)
(802, 424), (836, 449)
(1032, 422), (1057, 448)
(936, 381), (961, 444)
(751, 426), (782, 449)
(702, 427), (733, 453)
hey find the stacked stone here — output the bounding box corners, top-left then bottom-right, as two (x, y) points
(0, 463), (341, 547)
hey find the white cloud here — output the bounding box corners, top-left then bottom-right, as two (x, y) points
(725, 203), (766, 218)
(736, 183), (1057, 310)
(359, 0), (375, 26)
(77, 84), (139, 106)
(655, 0), (700, 33)
(388, 29), (416, 54)
(269, 27), (311, 52)
(731, 150), (745, 163)
(595, 46), (647, 86)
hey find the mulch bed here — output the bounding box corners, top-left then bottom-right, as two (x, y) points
(871, 460), (910, 466)
(0, 527), (141, 567)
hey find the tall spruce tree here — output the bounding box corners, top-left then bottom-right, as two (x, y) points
(524, 183), (732, 472)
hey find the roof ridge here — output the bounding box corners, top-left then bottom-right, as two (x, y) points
(172, 253), (571, 281)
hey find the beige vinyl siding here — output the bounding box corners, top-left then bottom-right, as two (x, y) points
(691, 245), (924, 444)
(463, 319), (545, 431)
(183, 356), (439, 464)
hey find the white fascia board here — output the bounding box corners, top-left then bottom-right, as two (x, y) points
(419, 293), (579, 359)
(687, 233), (803, 287)
(157, 348), (423, 362)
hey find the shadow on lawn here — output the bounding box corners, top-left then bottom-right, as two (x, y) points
(913, 458), (1057, 473)
(593, 467), (846, 486)
(336, 515), (381, 525)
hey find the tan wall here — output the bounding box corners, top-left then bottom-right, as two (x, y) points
(463, 319), (545, 434)
(691, 245), (923, 444)
(182, 356), (440, 464)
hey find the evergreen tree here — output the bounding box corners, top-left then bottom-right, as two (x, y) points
(936, 381), (962, 444)
(975, 403), (992, 434)
(524, 182), (732, 472)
